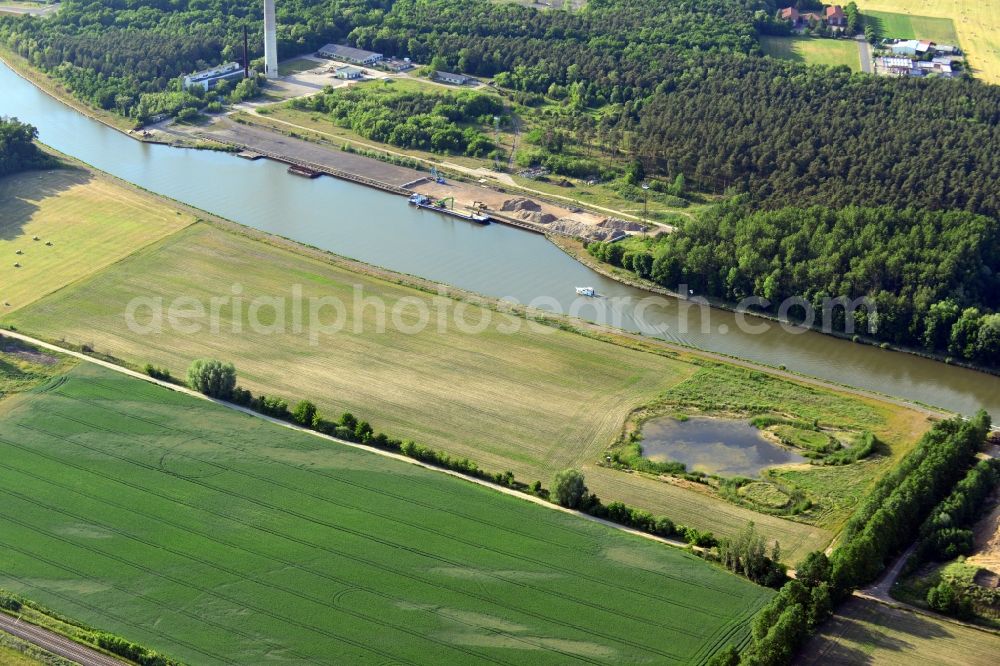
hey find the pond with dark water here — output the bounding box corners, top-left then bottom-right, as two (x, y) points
(640, 416), (806, 478)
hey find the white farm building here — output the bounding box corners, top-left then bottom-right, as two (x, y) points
(316, 44), (383, 66)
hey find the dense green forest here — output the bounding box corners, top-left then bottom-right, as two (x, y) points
(3, 0), (998, 216)
(352, 0), (999, 217)
(0, 117), (53, 177)
(588, 201), (1000, 366)
(287, 86), (503, 157)
(0, 0), (375, 118)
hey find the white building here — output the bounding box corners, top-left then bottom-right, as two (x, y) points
(890, 39), (920, 56)
(880, 56), (913, 69)
(434, 71), (472, 85)
(334, 65), (364, 80)
(316, 43), (383, 66)
(183, 62), (245, 91)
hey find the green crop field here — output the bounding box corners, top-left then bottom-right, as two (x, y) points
(863, 10), (960, 44)
(759, 36), (861, 71)
(0, 362), (772, 664)
(800, 598), (1000, 665)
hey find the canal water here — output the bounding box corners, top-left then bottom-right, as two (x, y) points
(2, 60), (997, 419)
(640, 417), (806, 478)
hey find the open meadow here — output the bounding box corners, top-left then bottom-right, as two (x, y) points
(857, 0), (1000, 83)
(760, 36), (861, 71)
(0, 360), (773, 664)
(0, 164), (938, 562)
(863, 10), (959, 44)
(799, 597), (1000, 665)
(0, 169), (194, 313)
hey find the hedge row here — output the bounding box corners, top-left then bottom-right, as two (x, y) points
(907, 457), (1000, 569)
(830, 413), (990, 592)
(734, 413), (992, 666)
(215, 378), (717, 548)
(736, 580), (832, 666)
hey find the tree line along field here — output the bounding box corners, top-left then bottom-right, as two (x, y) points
(857, 0), (1000, 82)
(799, 597), (1000, 665)
(0, 361), (773, 664)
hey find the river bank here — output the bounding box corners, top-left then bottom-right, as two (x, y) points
(0, 50), (644, 240)
(0, 47), (136, 134)
(7, 50), (986, 392)
(192, 116), (639, 241)
(549, 234), (1000, 381)
(4, 54), (999, 420)
(0, 47), (236, 151)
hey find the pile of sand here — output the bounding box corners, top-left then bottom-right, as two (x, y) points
(968, 501), (1000, 576)
(598, 217), (646, 232)
(547, 218), (627, 241)
(516, 211), (558, 225)
(500, 197), (542, 213)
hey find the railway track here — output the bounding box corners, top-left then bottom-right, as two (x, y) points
(0, 612), (125, 666)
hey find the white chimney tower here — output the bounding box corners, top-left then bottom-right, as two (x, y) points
(263, 0), (278, 78)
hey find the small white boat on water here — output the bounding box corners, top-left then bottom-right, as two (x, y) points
(575, 287), (596, 297)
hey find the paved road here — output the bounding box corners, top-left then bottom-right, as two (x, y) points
(859, 40), (874, 74)
(204, 118), (423, 188)
(0, 613), (124, 666)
